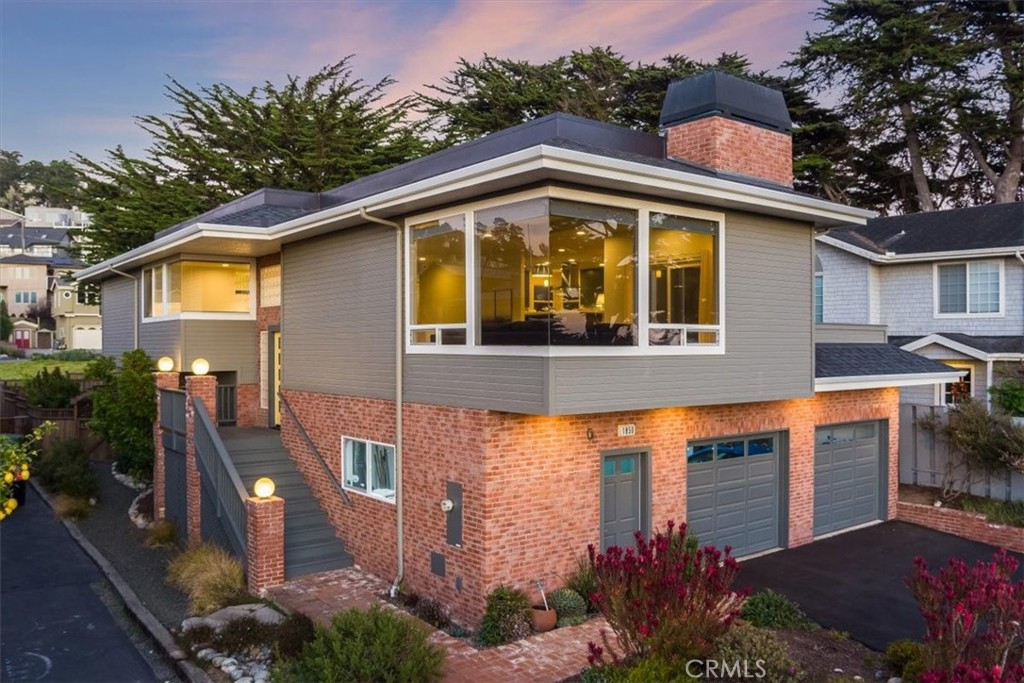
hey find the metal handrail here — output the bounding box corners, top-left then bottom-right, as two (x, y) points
(279, 392), (352, 507)
(193, 396), (248, 556)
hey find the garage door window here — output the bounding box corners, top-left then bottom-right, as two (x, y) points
(687, 436), (776, 461)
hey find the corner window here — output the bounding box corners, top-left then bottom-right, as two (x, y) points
(259, 264), (281, 308)
(143, 260), (253, 320)
(342, 437), (395, 503)
(936, 261), (1002, 316)
(405, 188), (724, 355)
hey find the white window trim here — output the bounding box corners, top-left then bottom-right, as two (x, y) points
(932, 259), (1005, 319)
(141, 256), (257, 323)
(340, 435), (396, 504)
(404, 186), (726, 357)
(937, 361), (973, 406)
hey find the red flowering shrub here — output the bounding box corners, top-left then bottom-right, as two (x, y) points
(907, 549), (1024, 681)
(587, 520), (746, 663)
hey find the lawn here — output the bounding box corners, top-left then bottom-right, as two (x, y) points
(0, 360), (94, 381)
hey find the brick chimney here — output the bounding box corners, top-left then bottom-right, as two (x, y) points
(660, 71), (793, 187)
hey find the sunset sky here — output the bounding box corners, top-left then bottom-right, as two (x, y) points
(1, 0), (824, 164)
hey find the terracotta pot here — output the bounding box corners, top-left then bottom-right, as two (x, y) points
(530, 606), (557, 632)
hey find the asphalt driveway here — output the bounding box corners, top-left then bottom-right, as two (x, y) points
(738, 521), (1024, 652)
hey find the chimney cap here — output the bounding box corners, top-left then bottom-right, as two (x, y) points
(659, 71), (792, 134)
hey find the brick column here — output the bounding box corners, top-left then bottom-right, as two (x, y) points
(152, 371), (180, 521)
(185, 374), (217, 545)
(245, 496), (285, 593)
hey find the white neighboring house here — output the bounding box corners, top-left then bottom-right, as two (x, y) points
(816, 202), (1024, 407)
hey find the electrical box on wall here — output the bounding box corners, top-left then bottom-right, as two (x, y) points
(446, 481), (463, 547)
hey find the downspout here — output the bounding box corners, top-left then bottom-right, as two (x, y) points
(359, 207), (405, 598)
(104, 266), (139, 350)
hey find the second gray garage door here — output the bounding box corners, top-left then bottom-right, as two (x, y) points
(686, 433), (782, 557)
(814, 421), (885, 537)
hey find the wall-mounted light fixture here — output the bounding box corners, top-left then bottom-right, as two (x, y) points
(587, 428), (595, 441)
(157, 356), (175, 372)
(440, 498), (454, 513)
(190, 358), (210, 376)
(254, 477), (275, 499)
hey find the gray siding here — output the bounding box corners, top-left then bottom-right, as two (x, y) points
(182, 320), (258, 384)
(548, 211), (814, 413)
(404, 355), (547, 413)
(100, 277), (135, 358)
(282, 225), (397, 398)
(140, 319), (181, 365)
(816, 242), (871, 324)
(879, 257), (1024, 336)
(815, 323), (888, 344)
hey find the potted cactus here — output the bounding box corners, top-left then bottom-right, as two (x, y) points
(530, 579), (557, 632)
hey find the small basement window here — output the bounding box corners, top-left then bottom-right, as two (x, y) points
(342, 436), (395, 503)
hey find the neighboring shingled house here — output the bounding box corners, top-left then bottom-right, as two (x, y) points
(77, 72), (961, 626)
(817, 202), (1024, 406)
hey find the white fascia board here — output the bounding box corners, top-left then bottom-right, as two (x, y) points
(816, 234), (1024, 264)
(815, 370), (965, 392)
(79, 144), (873, 277)
(899, 334), (991, 361)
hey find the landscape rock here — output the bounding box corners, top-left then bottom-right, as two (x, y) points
(251, 605), (285, 625)
(181, 617), (212, 632)
(212, 656), (226, 667)
(195, 648), (216, 661)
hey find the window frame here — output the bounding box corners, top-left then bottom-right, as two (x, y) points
(340, 435), (396, 504)
(141, 256), (256, 323)
(939, 362), (973, 406)
(933, 260), (1005, 319)
(404, 186), (726, 356)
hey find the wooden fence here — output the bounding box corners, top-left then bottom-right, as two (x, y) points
(0, 381), (110, 459)
(899, 403), (1024, 502)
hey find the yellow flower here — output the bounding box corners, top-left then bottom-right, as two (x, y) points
(5, 499), (17, 511)
(20, 470), (29, 481)
(3, 472), (11, 484)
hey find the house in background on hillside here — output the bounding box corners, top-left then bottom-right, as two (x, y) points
(817, 202), (1024, 408)
(78, 71), (962, 627)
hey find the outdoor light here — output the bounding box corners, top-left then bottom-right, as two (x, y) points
(190, 358), (210, 376)
(157, 356), (174, 372)
(254, 477), (275, 499)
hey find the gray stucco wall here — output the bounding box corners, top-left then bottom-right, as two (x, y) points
(879, 257), (1024, 336)
(182, 320), (258, 384)
(100, 277), (135, 358)
(281, 225), (397, 398)
(816, 242), (871, 324)
(139, 319), (181, 366)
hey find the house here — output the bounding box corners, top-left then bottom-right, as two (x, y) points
(77, 71), (961, 626)
(817, 203), (1024, 407)
(49, 277), (102, 350)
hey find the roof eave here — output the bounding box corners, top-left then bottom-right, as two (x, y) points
(818, 234), (1024, 263)
(78, 145), (873, 278)
(815, 370), (965, 392)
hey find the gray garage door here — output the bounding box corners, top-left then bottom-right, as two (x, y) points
(686, 433), (781, 557)
(814, 421), (883, 537)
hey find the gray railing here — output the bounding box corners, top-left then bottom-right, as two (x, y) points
(279, 393), (352, 507)
(194, 396), (249, 558)
(216, 384), (237, 426)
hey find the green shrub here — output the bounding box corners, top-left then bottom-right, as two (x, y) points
(49, 349), (98, 362)
(273, 611), (317, 661)
(24, 367), (80, 408)
(582, 658), (699, 683)
(884, 639), (925, 680)
(713, 621), (803, 682)
(271, 606), (444, 683)
(959, 496), (1024, 527)
(477, 585), (531, 646)
(176, 623), (216, 653)
(54, 493), (93, 520)
(36, 438), (99, 499)
(549, 587), (587, 627)
(88, 350), (156, 480)
(563, 552), (599, 613)
(166, 543), (247, 615)
(741, 589), (819, 631)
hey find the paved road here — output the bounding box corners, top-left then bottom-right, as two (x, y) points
(739, 521), (1024, 652)
(1, 485), (171, 682)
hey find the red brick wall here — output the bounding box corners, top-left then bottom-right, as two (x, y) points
(277, 387), (899, 628)
(236, 384), (260, 428)
(185, 375), (217, 545)
(897, 501), (1023, 553)
(152, 371), (180, 520)
(665, 117), (793, 187)
(246, 496), (286, 593)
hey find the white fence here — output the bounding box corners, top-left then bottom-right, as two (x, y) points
(898, 403), (1024, 502)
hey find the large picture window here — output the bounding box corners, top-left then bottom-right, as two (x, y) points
(936, 261), (1002, 316)
(406, 188), (724, 354)
(342, 437), (395, 503)
(143, 260), (252, 320)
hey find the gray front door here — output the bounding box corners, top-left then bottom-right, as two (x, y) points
(601, 452), (648, 550)
(686, 433), (781, 556)
(814, 421), (883, 537)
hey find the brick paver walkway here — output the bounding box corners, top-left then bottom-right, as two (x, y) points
(268, 567), (610, 683)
